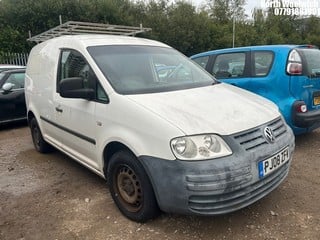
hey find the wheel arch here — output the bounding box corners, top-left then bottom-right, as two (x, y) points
(102, 141), (136, 178)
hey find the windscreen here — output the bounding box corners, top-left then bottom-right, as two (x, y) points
(87, 45), (215, 94)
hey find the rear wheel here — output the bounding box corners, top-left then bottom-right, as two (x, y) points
(107, 150), (160, 222)
(30, 118), (52, 153)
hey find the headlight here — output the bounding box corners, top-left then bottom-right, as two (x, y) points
(170, 134), (232, 160)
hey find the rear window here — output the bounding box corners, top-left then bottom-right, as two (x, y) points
(299, 48), (320, 77)
(252, 51), (274, 77)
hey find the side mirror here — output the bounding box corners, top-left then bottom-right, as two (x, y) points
(2, 82), (15, 92)
(59, 77), (95, 100)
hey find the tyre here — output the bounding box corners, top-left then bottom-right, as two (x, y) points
(107, 150), (160, 222)
(30, 118), (52, 153)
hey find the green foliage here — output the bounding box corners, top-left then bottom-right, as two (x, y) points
(0, 0), (320, 56)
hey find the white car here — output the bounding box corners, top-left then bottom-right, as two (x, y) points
(25, 35), (295, 222)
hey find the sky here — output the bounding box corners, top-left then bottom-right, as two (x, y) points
(244, 0), (260, 17)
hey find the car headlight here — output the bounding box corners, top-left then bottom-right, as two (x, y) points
(170, 134), (232, 160)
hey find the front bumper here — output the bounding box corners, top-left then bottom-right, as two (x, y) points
(139, 118), (295, 215)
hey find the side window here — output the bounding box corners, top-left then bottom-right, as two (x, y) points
(192, 56), (209, 69)
(212, 53), (246, 79)
(5, 73), (25, 89)
(57, 49), (108, 103)
(58, 50), (91, 89)
(97, 82), (108, 102)
(253, 51), (274, 77)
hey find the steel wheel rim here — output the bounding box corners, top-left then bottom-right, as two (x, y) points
(115, 165), (143, 213)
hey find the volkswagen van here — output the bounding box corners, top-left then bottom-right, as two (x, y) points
(25, 36), (295, 222)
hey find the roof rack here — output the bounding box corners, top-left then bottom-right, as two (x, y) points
(27, 21), (152, 43)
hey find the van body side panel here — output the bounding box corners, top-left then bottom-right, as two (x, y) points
(25, 42), (62, 146)
(50, 94), (99, 170)
(94, 94), (182, 167)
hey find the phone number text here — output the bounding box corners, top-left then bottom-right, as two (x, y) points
(274, 8), (320, 16)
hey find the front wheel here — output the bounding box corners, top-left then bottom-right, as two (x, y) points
(107, 150), (160, 222)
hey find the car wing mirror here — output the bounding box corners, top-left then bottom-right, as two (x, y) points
(2, 82), (15, 92)
(59, 77), (95, 100)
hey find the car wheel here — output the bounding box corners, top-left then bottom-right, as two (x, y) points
(30, 118), (52, 153)
(107, 150), (160, 222)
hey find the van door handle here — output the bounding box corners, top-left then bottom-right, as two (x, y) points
(55, 107), (63, 113)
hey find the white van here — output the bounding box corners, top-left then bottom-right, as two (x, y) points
(25, 35), (295, 222)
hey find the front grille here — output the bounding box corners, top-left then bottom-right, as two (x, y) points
(268, 117), (287, 138)
(234, 117), (287, 151)
(187, 162), (289, 214)
(186, 165), (252, 192)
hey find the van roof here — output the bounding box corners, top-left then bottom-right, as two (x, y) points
(38, 34), (170, 48)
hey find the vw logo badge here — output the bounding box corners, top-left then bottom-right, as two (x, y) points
(264, 127), (275, 143)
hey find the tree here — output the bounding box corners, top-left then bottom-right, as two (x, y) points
(301, 16), (320, 46)
(209, 0), (246, 23)
(1, 0), (320, 56)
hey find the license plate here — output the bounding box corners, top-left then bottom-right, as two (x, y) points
(258, 147), (290, 178)
(314, 96), (320, 105)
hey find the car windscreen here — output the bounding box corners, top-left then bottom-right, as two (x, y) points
(298, 48), (320, 77)
(87, 45), (215, 94)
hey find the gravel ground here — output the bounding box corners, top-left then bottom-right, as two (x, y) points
(0, 123), (319, 240)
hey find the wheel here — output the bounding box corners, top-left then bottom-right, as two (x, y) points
(107, 150), (160, 222)
(30, 118), (52, 153)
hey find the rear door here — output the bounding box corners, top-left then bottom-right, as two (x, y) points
(289, 48), (320, 111)
(208, 51), (251, 89)
(207, 50), (278, 102)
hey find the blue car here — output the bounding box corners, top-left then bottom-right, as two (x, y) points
(191, 45), (320, 134)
